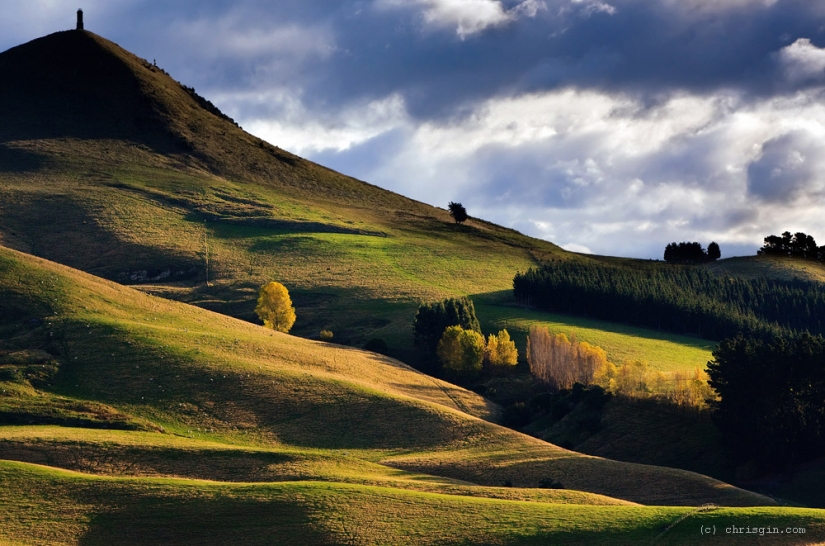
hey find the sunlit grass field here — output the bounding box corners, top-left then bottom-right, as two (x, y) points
(474, 292), (715, 373)
(1, 245), (794, 543)
(3, 458), (824, 545)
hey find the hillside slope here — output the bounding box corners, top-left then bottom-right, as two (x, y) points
(0, 245), (773, 507)
(5, 460), (824, 546)
(0, 29), (567, 357)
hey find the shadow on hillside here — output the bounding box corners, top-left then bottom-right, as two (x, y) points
(78, 494), (331, 546)
(0, 31), (186, 157)
(0, 144), (51, 172)
(0, 192), (201, 283)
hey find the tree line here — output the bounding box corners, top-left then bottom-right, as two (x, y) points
(708, 332), (825, 473)
(527, 328), (607, 390)
(759, 230), (825, 261)
(526, 326), (713, 409)
(664, 241), (720, 263)
(513, 261), (825, 340)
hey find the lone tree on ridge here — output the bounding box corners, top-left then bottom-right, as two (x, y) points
(255, 281), (296, 333)
(448, 202), (468, 224)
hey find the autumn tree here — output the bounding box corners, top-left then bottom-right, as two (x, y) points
(255, 281), (296, 333)
(448, 201), (468, 224)
(485, 329), (518, 369)
(527, 326), (607, 390)
(437, 325), (485, 378)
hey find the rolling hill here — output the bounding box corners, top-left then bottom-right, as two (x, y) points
(3, 244), (823, 544)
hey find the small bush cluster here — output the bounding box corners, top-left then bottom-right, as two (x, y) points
(759, 230), (824, 261)
(663, 241), (720, 263)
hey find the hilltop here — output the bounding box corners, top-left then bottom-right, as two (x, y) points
(0, 29), (570, 360)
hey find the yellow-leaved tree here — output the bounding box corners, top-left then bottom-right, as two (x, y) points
(255, 281), (296, 333)
(437, 325), (485, 378)
(485, 329), (518, 369)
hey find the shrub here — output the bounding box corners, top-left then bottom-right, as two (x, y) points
(448, 201), (468, 224)
(319, 330), (334, 341)
(363, 338), (389, 355)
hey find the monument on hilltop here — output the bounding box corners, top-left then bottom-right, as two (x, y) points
(76, 9), (84, 30)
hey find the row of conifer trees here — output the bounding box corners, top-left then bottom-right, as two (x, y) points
(513, 261), (825, 340)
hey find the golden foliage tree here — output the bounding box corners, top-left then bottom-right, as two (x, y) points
(527, 326), (607, 390)
(255, 281), (296, 333)
(485, 329), (518, 368)
(437, 325), (485, 377)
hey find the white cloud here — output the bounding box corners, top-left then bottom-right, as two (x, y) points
(240, 84), (825, 258)
(778, 38), (825, 85)
(561, 242), (593, 253)
(570, 0), (616, 17)
(224, 91), (409, 154)
(375, 0), (545, 38)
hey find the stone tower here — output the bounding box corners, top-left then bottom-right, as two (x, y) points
(76, 9), (84, 30)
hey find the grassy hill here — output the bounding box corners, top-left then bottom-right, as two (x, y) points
(0, 29), (570, 363)
(703, 254), (825, 283)
(3, 246), (825, 544)
(0, 245), (768, 504)
(5, 459), (825, 545)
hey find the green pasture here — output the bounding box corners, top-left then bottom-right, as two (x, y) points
(1, 460), (822, 545)
(0, 246), (772, 509)
(474, 292), (715, 373)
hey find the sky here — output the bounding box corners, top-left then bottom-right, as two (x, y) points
(3, 1), (825, 258)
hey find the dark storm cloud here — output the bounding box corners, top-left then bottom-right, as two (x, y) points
(159, 0), (825, 120)
(747, 130), (825, 203)
(6, 1), (825, 121)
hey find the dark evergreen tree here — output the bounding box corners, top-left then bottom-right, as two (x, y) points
(707, 333), (825, 471)
(448, 202), (468, 224)
(664, 243), (677, 263)
(513, 261), (825, 340)
(413, 296), (481, 356)
(707, 242), (721, 261)
(760, 231), (820, 260)
(663, 241), (708, 263)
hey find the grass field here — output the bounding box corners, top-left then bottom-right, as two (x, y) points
(0, 246), (778, 509)
(704, 254), (825, 283)
(1, 459), (824, 545)
(474, 291), (715, 373)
